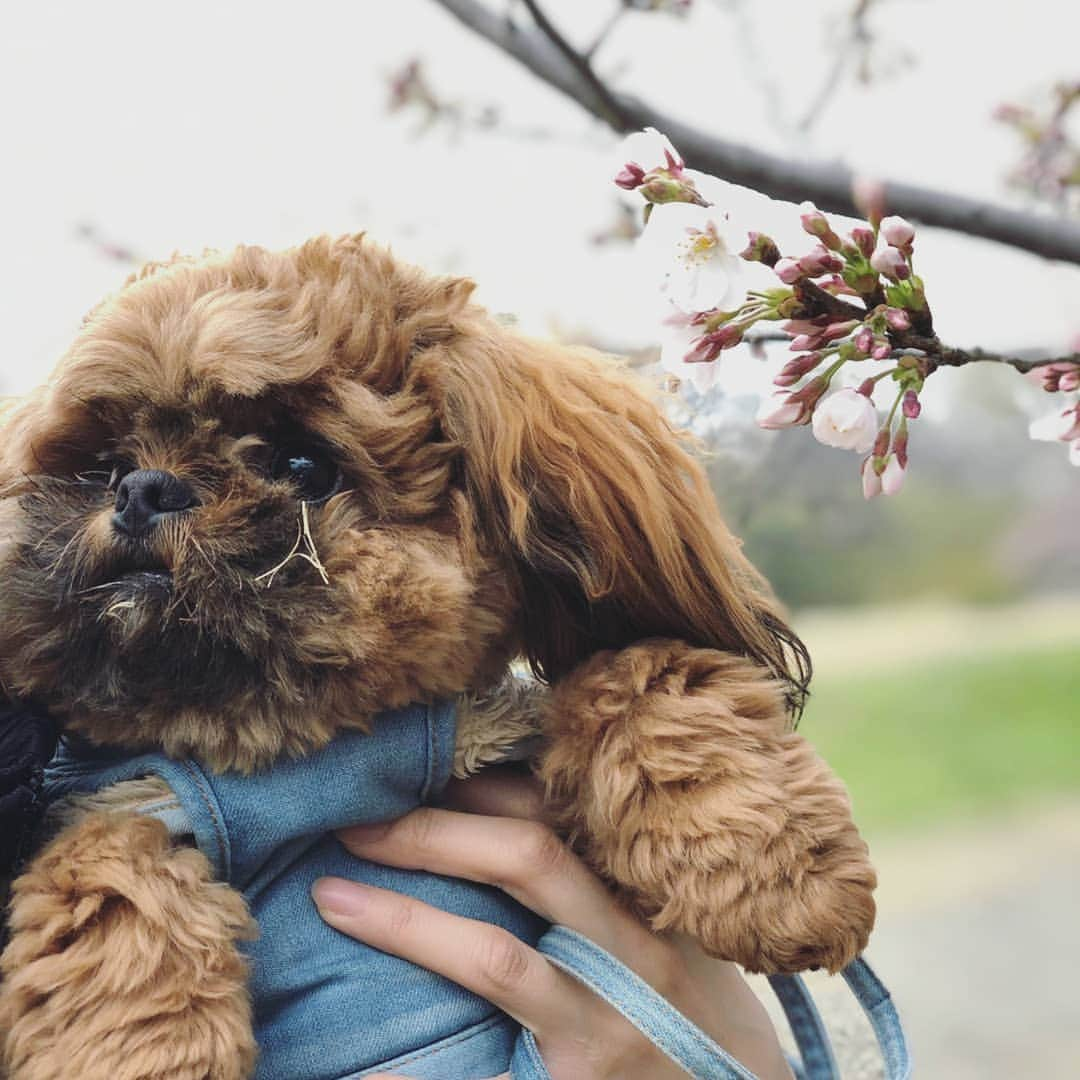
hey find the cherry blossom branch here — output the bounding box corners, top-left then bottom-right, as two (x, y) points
(615, 127), (1080, 489)
(789, 280), (1071, 374)
(432, 0), (1080, 264)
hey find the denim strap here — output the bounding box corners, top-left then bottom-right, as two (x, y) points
(768, 959), (910, 1080)
(511, 928), (910, 1080)
(839, 958), (911, 1080)
(511, 924), (757, 1079)
(766, 974), (839, 1080)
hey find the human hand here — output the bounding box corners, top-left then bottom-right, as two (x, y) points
(312, 768), (792, 1080)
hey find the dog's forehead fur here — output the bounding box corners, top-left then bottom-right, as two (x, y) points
(25, 236), (471, 483)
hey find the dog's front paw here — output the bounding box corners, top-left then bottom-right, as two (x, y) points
(539, 639), (876, 974)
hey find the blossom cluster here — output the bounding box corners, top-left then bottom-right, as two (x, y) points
(995, 83), (1080, 214)
(1028, 362), (1080, 467)
(615, 128), (931, 498)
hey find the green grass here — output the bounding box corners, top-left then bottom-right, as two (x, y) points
(799, 646), (1080, 833)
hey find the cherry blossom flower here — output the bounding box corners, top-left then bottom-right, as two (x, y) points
(1029, 404), (1080, 443)
(811, 388), (879, 452)
(640, 202), (745, 313)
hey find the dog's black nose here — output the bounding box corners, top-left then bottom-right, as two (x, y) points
(112, 469), (199, 538)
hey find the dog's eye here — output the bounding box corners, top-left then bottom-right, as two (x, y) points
(270, 443), (341, 503)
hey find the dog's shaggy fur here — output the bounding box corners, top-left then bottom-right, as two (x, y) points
(0, 235), (875, 1078)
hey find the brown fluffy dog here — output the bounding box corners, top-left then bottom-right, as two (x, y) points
(0, 235), (875, 1078)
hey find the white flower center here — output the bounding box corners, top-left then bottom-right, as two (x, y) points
(676, 225), (721, 268)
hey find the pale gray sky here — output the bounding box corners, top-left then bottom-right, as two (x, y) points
(2, 0), (1078, 418)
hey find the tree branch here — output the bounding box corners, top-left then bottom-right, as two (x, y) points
(433, 0), (1080, 265)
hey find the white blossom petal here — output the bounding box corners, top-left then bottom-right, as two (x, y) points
(811, 389), (879, 453)
(1028, 409), (1075, 442)
(617, 127), (681, 172)
(639, 203), (745, 314)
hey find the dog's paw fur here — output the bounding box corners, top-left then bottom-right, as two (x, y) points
(1, 812), (256, 1080)
(540, 639), (877, 974)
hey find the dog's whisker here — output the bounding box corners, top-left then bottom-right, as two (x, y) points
(254, 503), (330, 588)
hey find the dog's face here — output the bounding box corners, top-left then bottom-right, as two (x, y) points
(0, 239), (522, 769)
(0, 236), (806, 772)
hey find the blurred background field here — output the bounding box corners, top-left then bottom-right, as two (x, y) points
(781, 598), (1080, 1077)
(795, 598), (1080, 832)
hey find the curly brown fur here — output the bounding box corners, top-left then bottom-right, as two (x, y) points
(0, 811), (255, 1079)
(0, 234), (866, 1074)
(452, 676), (548, 778)
(539, 640), (877, 974)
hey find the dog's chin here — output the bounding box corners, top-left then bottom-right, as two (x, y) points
(115, 569), (174, 591)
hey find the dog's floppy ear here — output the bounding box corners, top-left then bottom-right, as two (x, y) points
(420, 306), (809, 712)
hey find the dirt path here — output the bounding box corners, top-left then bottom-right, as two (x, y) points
(747, 799), (1080, 1077)
(795, 596), (1080, 677)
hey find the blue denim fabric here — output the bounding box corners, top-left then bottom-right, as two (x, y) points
(43, 707), (910, 1080)
(44, 702), (546, 1080)
(509, 928), (911, 1080)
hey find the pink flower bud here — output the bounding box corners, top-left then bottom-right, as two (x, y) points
(885, 307), (912, 331)
(892, 426), (910, 467)
(881, 453), (907, 495)
(854, 327), (874, 355)
(870, 246), (911, 281)
(740, 231), (780, 266)
(798, 244), (845, 276)
(822, 319), (860, 343)
(902, 390), (921, 419)
(872, 341), (893, 360)
(821, 274), (858, 296)
(880, 215), (916, 250)
(774, 352), (825, 386)
(781, 317), (829, 336)
(861, 456), (883, 499)
(756, 376), (827, 429)
(799, 202), (842, 249)
(850, 227), (876, 258)
(852, 175), (886, 228)
(775, 258), (804, 284)
(1027, 361), (1080, 393)
(614, 162), (647, 190)
(708, 323), (745, 350)
(799, 201), (829, 236)
(756, 396), (805, 429)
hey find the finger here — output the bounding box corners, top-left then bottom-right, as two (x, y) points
(312, 877), (586, 1035)
(441, 767), (546, 821)
(336, 808), (653, 958)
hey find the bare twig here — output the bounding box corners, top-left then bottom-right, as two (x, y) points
(795, 0), (873, 134)
(584, 2), (627, 60)
(516, 0), (630, 128)
(433, 0), (1080, 264)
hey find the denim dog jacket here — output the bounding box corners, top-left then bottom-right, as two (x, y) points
(44, 701), (547, 1080)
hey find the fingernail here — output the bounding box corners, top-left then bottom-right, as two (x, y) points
(337, 821), (393, 845)
(312, 877), (370, 916)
